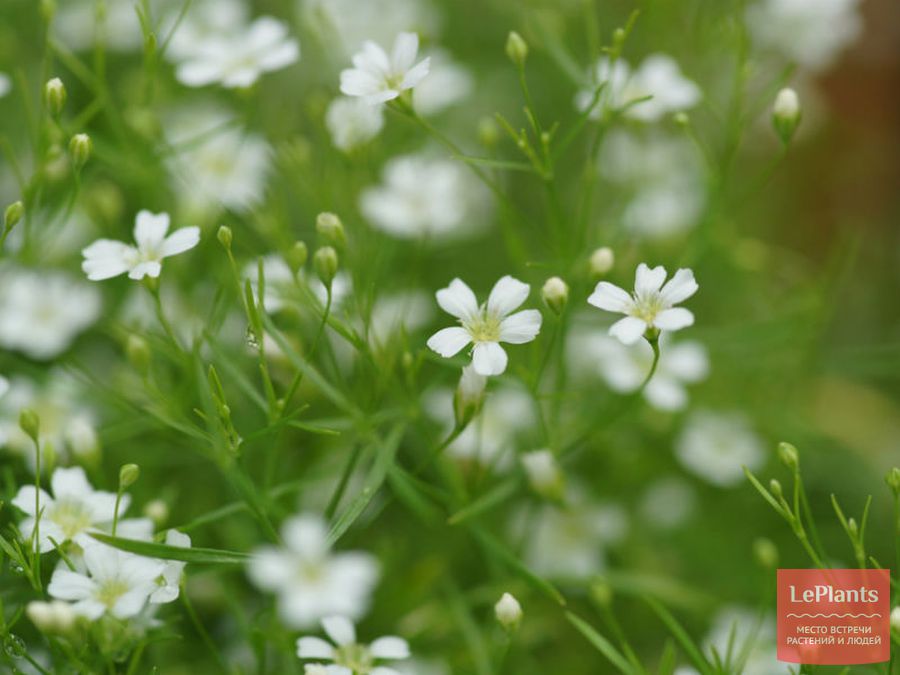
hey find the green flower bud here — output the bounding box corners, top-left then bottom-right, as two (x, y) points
(478, 116), (500, 148)
(69, 133), (92, 170)
(126, 334), (151, 374)
(521, 450), (565, 501)
(541, 276), (568, 315)
(673, 112), (689, 127)
(316, 212), (346, 247)
(4, 201), (24, 232)
(505, 31), (528, 68)
(590, 580), (613, 608)
(313, 246), (339, 287)
(217, 225), (233, 250)
(847, 517), (858, 538)
(777, 442), (799, 472)
(885, 467), (900, 495)
(772, 88), (801, 145)
(287, 241), (308, 275)
(119, 463), (140, 489)
(753, 537), (778, 569)
(769, 478), (783, 500)
(45, 77), (66, 117)
(19, 408), (40, 443)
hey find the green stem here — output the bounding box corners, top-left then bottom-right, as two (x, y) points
(32, 434), (42, 591)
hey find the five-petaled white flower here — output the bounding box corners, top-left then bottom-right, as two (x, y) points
(297, 615), (410, 675)
(47, 542), (168, 620)
(587, 263), (698, 345)
(81, 211), (200, 281)
(427, 276), (542, 376)
(340, 32), (430, 105)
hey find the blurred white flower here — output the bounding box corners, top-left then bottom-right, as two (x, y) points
(243, 255), (295, 313)
(163, 0), (249, 62)
(521, 450), (565, 499)
(568, 328), (709, 410)
(639, 477), (697, 530)
(360, 153), (488, 239)
(340, 32), (430, 104)
(676, 411), (766, 487)
(297, 615), (410, 674)
(369, 290), (433, 347)
(0, 374), (99, 469)
(82, 210), (199, 281)
(326, 96), (385, 152)
(494, 592), (522, 630)
(413, 50), (473, 115)
(702, 607), (791, 675)
(576, 54), (700, 122)
(0, 267), (101, 359)
(176, 17), (299, 89)
(588, 263), (698, 345)
(428, 276), (542, 376)
(52, 0), (145, 52)
(47, 542), (168, 620)
(11, 467), (143, 553)
(149, 530), (191, 603)
(248, 513), (379, 628)
(746, 0), (862, 72)
(0, 72), (10, 98)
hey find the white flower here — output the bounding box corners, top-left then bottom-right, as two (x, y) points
(427, 276), (542, 376)
(360, 153), (488, 239)
(675, 411), (766, 487)
(340, 32), (430, 104)
(702, 607), (790, 675)
(0, 267), (101, 359)
(326, 96), (385, 152)
(639, 477), (697, 530)
(297, 615), (410, 675)
(521, 450), (564, 499)
(412, 49), (473, 115)
(247, 513), (379, 629)
(82, 210), (200, 281)
(494, 593), (522, 630)
(149, 530), (191, 603)
(891, 606), (900, 632)
(587, 263), (698, 345)
(11, 466), (148, 552)
(52, 0), (144, 53)
(746, 0), (862, 72)
(176, 17), (299, 89)
(163, 0), (249, 62)
(47, 542), (167, 620)
(368, 291), (433, 348)
(26, 600), (77, 633)
(0, 72), (10, 98)
(576, 54), (700, 122)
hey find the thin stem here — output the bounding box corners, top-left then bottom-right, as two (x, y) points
(112, 488), (123, 537)
(32, 434), (42, 591)
(149, 283), (183, 352)
(280, 285), (333, 418)
(637, 336), (661, 393)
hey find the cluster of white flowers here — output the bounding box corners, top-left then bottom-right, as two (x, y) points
(340, 32), (431, 105)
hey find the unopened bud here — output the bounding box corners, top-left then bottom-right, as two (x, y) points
(119, 463), (140, 489)
(313, 246), (338, 287)
(143, 499), (169, 525)
(541, 276), (568, 315)
(287, 241), (308, 275)
(45, 77), (66, 116)
(753, 537), (778, 569)
(454, 364), (486, 428)
(886, 467), (900, 495)
(316, 212), (346, 247)
(27, 600), (76, 633)
(4, 201), (24, 232)
(589, 246), (614, 277)
(772, 88), (801, 145)
(478, 117), (499, 148)
(217, 225), (232, 250)
(673, 112), (689, 127)
(891, 606), (900, 632)
(590, 580), (613, 608)
(777, 442), (799, 472)
(769, 478), (783, 500)
(69, 133), (92, 170)
(521, 450), (565, 500)
(847, 517), (858, 538)
(505, 31), (528, 68)
(494, 592), (522, 632)
(126, 334), (151, 374)
(19, 408), (40, 443)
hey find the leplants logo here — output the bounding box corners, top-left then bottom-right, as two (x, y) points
(777, 569), (891, 665)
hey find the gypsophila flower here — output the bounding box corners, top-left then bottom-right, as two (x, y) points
(247, 513), (379, 628)
(412, 49), (473, 115)
(675, 411), (766, 487)
(587, 263), (698, 345)
(297, 615), (410, 675)
(340, 32), (430, 104)
(47, 542), (168, 620)
(176, 17), (299, 89)
(427, 276), (542, 376)
(81, 210), (200, 281)
(326, 96), (386, 152)
(149, 529), (191, 603)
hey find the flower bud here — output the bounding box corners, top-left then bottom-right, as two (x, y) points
(494, 592), (522, 632)
(769, 478), (783, 500)
(454, 364), (486, 428)
(27, 601), (75, 633)
(777, 442), (799, 472)
(847, 517), (858, 538)
(119, 463), (140, 489)
(589, 246), (614, 277)
(316, 212), (346, 247)
(673, 112), (689, 127)
(505, 31), (528, 68)
(772, 88), (801, 145)
(217, 225), (233, 250)
(891, 606), (900, 633)
(69, 133), (92, 170)
(4, 201), (24, 232)
(590, 580), (613, 608)
(521, 450), (565, 500)
(885, 467), (900, 495)
(19, 408), (40, 443)
(313, 246), (338, 287)
(126, 334), (151, 374)
(45, 77), (66, 116)
(753, 537), (778, 569)
(541, 276), (568, 315)
(287, 241), (308, 275)
(478, 117), (499, 148)
(144, 499), (169, 525)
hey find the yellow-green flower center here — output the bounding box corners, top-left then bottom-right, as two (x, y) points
(47, 499), (94, 539)
(629, 294), (664, 324)
(96, 579), (131, 609)
(334, 643), (374, 673)
(465, 312), (502, 343)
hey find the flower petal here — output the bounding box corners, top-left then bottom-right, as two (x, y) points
(587, 282), (633, 314)
(436, 278), (479, 321)
(391, 32), (419, 72)
(48, 570), (96, 601)
(297, 636), (336, 659)
(634, 263), (667, 298)
(128, 260), (162, 280)
(487, 276), (530, 318)
(340, 69), (383, 97)
(133, 211), (170, 250)
(81, 240), (136, 280)
(50, 466), (93, 500)
(653, 307), (694, 331)
(11, 486), (53, 517)
(658, 268), (698, 305)
(609, 316), (647, 345)
(498, 309), (542, 344)
(426, 327), (471, 357)
(322, 616), (356, 646)
(370, 636), (410, 659)
(400, 57), (430, 89)
(472, 341), (508, 376)
(160, 227), (200, 257)
(645, 377), (688, 411)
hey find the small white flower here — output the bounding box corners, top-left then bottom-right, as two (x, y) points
(703, 607), (790, 675)
(47, 542), (167, 620)
(81, 210), (200, 281)
(889, 605), (900, 632)
(176, 17), (299, 89)
(412, 49), (473, 115)
(494, 593), (522, 630)
(162, 0), (249, 62)
(297, 615), (410, 675)
(587, 263), (698, 345)
(521, 450), (564, 499)
(639, 477), (697, 530)
(326, 96), (385, 152)
(340, 32), (430, 104)
(149, 529), (191, 603)
(675, 411), (766, 487)
(427, 276), (542, 376)
(247, 513), (379, 629)
(11, 466), (147, 552)
(26, 600), (77, 633)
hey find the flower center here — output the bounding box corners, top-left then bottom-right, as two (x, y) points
(465, 311), (502, 343)
(47, 499), (94, 539)
(334, 643), (374, 673)
(96, 578), (131, 609)
(385, 72), (405, 91)
(629, 293), (664, 324)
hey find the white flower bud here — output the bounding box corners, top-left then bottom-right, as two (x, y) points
(316, 212), (346, 247)
(144, 499), (169, 525)
(521, 450), (565, 500)
(454, 364), (486, 427)
(772, 88), (801, 145)
(27, 600), (76, 633)
(65, 417), (99, 460)
(45, 77), (66, 116)
(69, 133), (92, 169)
(494, 592), (522, 632)
(541, 276), (568, 315)
(891, 606), (900, 632)
(313, 246), (339, 287)
(589, 247), (614, 277)
(119, 463), (140, 488)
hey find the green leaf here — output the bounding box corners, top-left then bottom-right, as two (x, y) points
(89, 533), (250, 565)
(566, 611), (636, 675)
(643, 596), (713, 675)
(447, 477), (521, 525)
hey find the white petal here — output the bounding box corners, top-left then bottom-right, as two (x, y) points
(160, 227), (200, 257)
(435, 278), (479, 321)
(81, 240), (136, 280)
(50, 466), (93, 500)
(653, 308), (694, 331)
(645, 377), (688, 411)
(112, 586), (151, 618)
(354, 41), (391, 75)
(369, 636), (410, 659)
(247, 549), (295, 590)
(498, 310), (542, 344)
(322, 616), (356, 646)
(609, 316), (647, 345)
(340, 69), (384, 97)
(634, 263), (667, 297)
(11, 486), (53, 517)
(426, 327), (471, 357)
(48, 570), (96, 601)
(587, 282), (633, 314)
(71, 599), (106, 620)
(82, 490), (122, 523)
(371, 669), (402, 675)
(658, 268), (698, 306)
(391, 32), (419, 72)
(400, 58), (430, 89)
(282, 513), (329, 558)
(176, 60), (223, 87)
(486, 275), (529, 318)
(128, 260), (162, 280)
(297, 636), (336, 659)
(133, 211), (170, 249)
(665, 342), (709, 382)
(472, 341), (508, 376)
